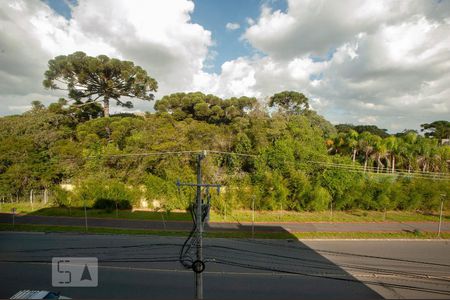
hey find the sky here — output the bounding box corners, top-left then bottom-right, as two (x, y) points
(0, 0), (449, 132)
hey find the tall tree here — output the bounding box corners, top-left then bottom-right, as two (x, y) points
(269, 91), (309, 115)
(420, 120), (450, 140)
(385, 136), (398, 173)
(346, 129), (359, 163)
(43, 51), (158, 117)
(358, 132), (375, 172)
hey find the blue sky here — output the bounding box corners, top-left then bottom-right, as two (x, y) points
(43, 0), (287, 74)
(42, 0), (77, 19)
(190, 0), (287, 73)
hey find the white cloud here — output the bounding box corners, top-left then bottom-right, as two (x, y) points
(0, 0), (212, 115)
(192, 0), (450, 131)
(225, 22), (240, 30)
(1, 0), (449, 132)
(358, 116), (378, 124)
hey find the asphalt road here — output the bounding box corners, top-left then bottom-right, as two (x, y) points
(0, 232), (449, 299)
(1, 213), (449, 233)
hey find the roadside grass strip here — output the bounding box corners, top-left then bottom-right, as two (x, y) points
(1, 224), (449, 240)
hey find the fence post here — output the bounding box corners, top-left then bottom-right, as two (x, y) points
(12, 207), (16, 230)
(30, 189), (34, 210)
(330, 200), (333, 222)
(252, 196), (255, 239)
(438, 194), (445, 238)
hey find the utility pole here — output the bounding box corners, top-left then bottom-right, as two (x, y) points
(438, 193), (446, 238)
(177, 151), (221, 300)
(330, 200), (333, 222)
(196, 152), (204, 300)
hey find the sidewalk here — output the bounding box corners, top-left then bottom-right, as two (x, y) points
(0, 213), (448, 233)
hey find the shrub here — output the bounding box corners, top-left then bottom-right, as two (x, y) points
(93, 198), (116, 211)
(74, 178), (138, 208)
(306, 186), (331, 211)
(52, 186), (72, 208)
(145, 174), (189, 211)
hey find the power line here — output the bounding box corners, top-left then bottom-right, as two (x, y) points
(207, 150), (257, 158)
(53, 149), (450, 179)
(212, 258), (450, 296)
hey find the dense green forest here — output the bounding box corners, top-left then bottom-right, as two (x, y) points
(0, 93), (449, 213)
(1, 52), (449, 213)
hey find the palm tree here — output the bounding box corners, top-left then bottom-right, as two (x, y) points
(416, 137), (436, 172)
(327, 133), (346, 154)
(358, 132), (374, 172)
(385, 136), (398, 173)
(402, 132), (418, 173)
(346, 129), (359, 163)
(372, 136), (388, 173)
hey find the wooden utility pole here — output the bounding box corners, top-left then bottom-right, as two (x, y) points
(176, 151), (221, 300)
(195, 153), (204, 299)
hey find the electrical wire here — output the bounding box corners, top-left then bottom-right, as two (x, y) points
(178, 187), (212, 269)
(55, 149), (449, 180)
(207, 150), (257, 158)
(204, 244), (450, 283)
(238, 239), (450, 268)
(179, 205), (198, 268)
(212, 258), (450, 296)
(0, 258), (180, 264)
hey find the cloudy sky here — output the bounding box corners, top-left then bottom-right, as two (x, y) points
(1, 0), (449, 132)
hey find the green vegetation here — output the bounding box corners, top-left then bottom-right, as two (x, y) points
(1, 204), (448, 223)
(0, 52), (449, 216)
(0, 202), (49, 214)
(28, 207), (192, 221)
(1, 224), (448, 240)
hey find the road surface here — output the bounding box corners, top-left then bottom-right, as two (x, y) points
(0, 232), (449, 299)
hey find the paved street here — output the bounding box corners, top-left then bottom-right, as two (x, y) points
(0, 213), (449, 233)
(0, 232), (449, 299)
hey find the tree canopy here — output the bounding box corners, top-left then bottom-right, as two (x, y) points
(421, 120), (450, 140)
(336, 124), (390, 138)
(154, 92), (257, 124)
(43, 51), (158, 117)
(1, 92), (448, 213)
(269, 91), (309, 115)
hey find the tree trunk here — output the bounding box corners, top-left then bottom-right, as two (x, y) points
(391, 155), (395, 173)
(103, 97), (110, 118)
(352, 149), (357, 163)
(377, 156), (384, 173)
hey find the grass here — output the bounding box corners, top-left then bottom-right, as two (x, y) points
(212, 209), (450, 222)
(29, 207), (192, 221)
(1, 223), (449, 239)
(2, 202), (449, 223)
(0, 202), (49, 214)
